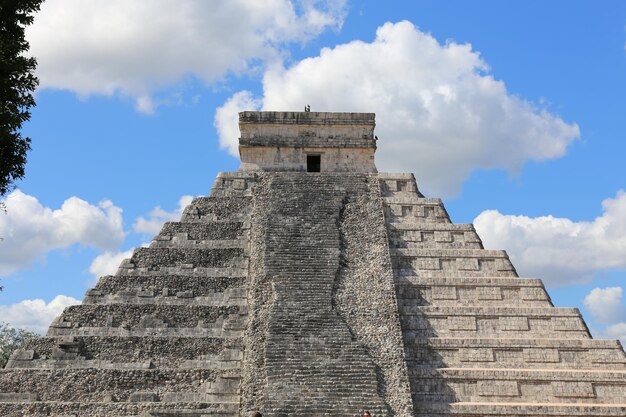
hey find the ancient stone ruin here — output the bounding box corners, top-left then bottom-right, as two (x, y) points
(1, 111), (625, 416)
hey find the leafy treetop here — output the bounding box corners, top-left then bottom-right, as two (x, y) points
(0, 0), (43, 198)
(0, 321), (37, 368)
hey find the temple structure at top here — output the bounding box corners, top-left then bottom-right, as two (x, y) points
(238, 111), (377, 173)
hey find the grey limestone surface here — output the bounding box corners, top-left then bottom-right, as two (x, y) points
(379, 172), (626, 416)
(1, 111), (625, 416)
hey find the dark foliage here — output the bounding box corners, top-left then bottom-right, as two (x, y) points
(0, 0), (42, 198)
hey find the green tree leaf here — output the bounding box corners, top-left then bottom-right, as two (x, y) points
(0, 0), (43, 197)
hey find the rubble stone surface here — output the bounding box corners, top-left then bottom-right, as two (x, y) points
(1, 111), (624, 416)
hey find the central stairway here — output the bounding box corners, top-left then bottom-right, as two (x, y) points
(260, 173), (389, 415)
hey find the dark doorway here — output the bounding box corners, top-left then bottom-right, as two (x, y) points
(307, 155), (321, 172)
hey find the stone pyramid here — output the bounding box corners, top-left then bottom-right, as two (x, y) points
(1, 111), (625, 416)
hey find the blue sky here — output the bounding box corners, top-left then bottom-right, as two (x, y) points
(1, 0), (625, 340)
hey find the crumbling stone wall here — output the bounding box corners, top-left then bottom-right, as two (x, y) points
(336, 175), (413, 416)
(0, 402), (228, 416)
(56, 305), (240, 328)
(160, 221), (244, 241)
(240, 173), (274, 415)
(25, 336), (236, 367)
(0, 368), (221, 401)
(93, 275), (245, 298)
(130, 247), (245, 269)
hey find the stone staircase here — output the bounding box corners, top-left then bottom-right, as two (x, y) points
(379, 172), (626, 416)
(0, 172), (255, 417)
(248, 172), (411, 416)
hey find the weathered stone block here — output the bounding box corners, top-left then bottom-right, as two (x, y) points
(477, 380), (519, 397)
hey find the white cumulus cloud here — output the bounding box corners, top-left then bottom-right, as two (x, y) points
(88, 248), (136, 281)
(0, 191), (125, 276)
(584, 287), (626, 324)
(605, 322), (626, 344)
(27, 0), (347, 112)
(215, 21), (580, 196)
(474, 190), (626, 286)
(90, 194), (193, 281)
(133, 195), (194, 236)
(583, 287), (626, 345)
(0, 295), (81, 334)
(215, 91), (262, 156)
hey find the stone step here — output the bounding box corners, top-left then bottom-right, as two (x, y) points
(111, 265), (248, 279)
(389, 222), (477, 232)
(47, 326), (244, 338)
(395, 276), (552, 307)
(395, 275), (546, 288)
(48, 304), (244, 333)
(163, 375), (241, 403)
(6, 336), (243, 370)
(404, 337), (626, 370)
(263, 401), (388, 417)
(263, 392), (387, 415)
(387, 222), (483, 249)
(396, 270), (518, 279)
(384, 198), (451, 223)
(391, 248), (517, 278)
(115, 264), (249, 279)
(0, 369), (240, 402)
(261, 242), (340, 250)
(84, 287), (246, 306)
(378, 172), (423, 197)
(391, 248), (513, 261)
(126, 248), (247, 270)
(400, 306), (590, 338)
(384, 196), (445, 205)
(150, 238), (248, 250)
(181, 348), (243, 370)
(156, 220), (247, 241)
(410, 367), (626, 404)
(415, 401), (626, 416)
(6, 356), (154, 371)
(93, 274), (245, 297)
(209, 171), (259, 198)
(0, 401), (239, 417)
(264, 365), (382, 381)
(180, 196), (251, 222)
